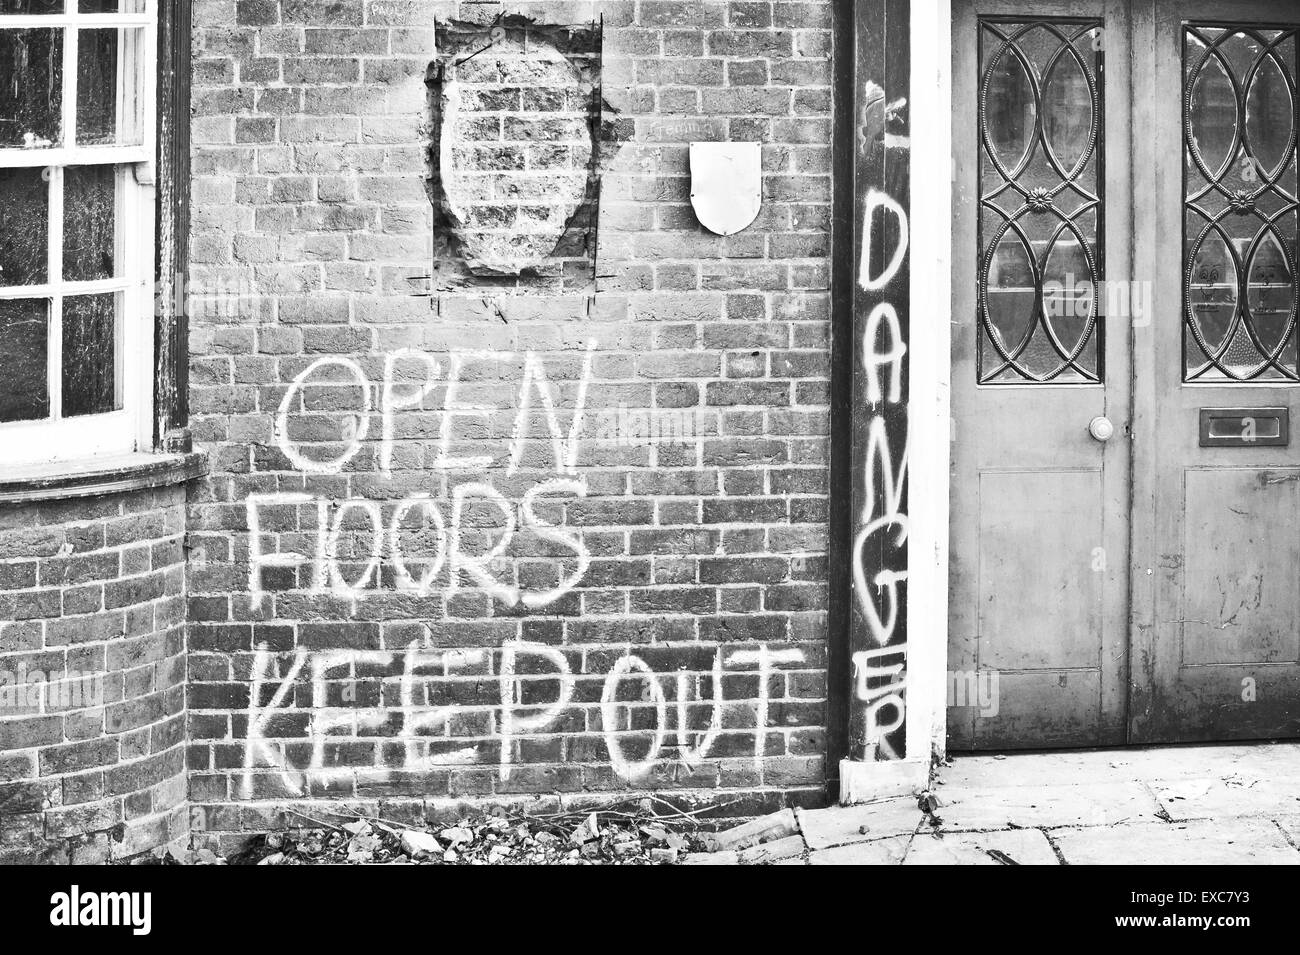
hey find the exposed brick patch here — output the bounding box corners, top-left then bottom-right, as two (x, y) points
(428, 15), (624, 285)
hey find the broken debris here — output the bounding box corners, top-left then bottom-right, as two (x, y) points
(135, 798), (751, 866)
(701, 808), (799, 853)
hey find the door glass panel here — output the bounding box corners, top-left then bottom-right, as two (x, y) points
(1185, 25), (1300, 381)
(978, 18), (1104, 384)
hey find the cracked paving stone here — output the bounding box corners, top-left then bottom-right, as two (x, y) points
(1051, 818), (1300, 865)
(795, 800), (923, 851)
(1150, 776), (1300, 823)
(935, 781), (1165, 831)
(903, 828), (1060, 865)
(1275, 816), (1300, 848)
(809, 835), (910, 865)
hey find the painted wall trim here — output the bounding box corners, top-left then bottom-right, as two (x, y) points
(840, 0), (951, 804)
(154, 0), (192, 451)
(905, 0), (953, 771)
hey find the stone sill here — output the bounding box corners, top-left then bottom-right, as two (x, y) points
(0, 451), (208, 506)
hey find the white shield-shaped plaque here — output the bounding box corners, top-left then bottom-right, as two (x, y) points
(689, 142), (762, 236)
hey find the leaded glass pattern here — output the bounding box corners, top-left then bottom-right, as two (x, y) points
(1185, 25), (1300, 382)
(978, 18), (1105, 384)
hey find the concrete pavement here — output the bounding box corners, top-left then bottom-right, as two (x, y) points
(684, 742), (1300, 864)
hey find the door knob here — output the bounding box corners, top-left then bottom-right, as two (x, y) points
(1089, 416), (1115, 442)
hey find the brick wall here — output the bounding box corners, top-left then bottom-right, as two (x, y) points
(186, 0), (834, 839)
(0, 487), (188, 864)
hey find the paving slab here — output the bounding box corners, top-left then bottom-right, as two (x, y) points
(940, 752), (1135, 789)
(808, 835), (910, 865)
(1130, 743), (1300, 783)
(1152, 776), (1300, 822)
(1274, 816), (1300, 848)
(776, 745), (1300, 865)
(940, 743), (1300, 791)
(935, 781), (1164, 831)
(796, 799), (922, 850)
(736, 835), (806, 865)
(903, 828), (1059, 865)
(1051, 818), (1300, 865)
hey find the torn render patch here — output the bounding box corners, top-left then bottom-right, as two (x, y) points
(426, 16), (627, 288)
(438, 38), (590, 272)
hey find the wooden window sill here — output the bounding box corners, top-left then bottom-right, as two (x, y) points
(0, 451), (208, 505)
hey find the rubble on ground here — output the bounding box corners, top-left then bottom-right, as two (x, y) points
(133, 801), (815, 866)
(133, 798), (729, 866)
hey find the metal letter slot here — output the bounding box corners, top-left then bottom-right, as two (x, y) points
(1198, 407), (1290, 448)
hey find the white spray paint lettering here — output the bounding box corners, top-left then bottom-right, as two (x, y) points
(241, 642), (806, 794)
(853, 124), (911, 760)
(251, 345), (596, 610)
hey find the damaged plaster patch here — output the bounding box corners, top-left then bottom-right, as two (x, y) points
(437, 39), (590, 271)
(427, 16), (626, 286)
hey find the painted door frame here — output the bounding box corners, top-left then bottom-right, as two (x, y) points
(835, 0), (952, 802)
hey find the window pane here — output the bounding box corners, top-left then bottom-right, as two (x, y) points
(61, 292), (119, 417)
(78, 1), (147, 12)
(0, 1), (64, 14)
(64, 164), (115, 281)
(0, 298), (49, 423)
(977, 19), (1105, 384)
(0, 166), (49, 286)
(76, 28), (117, 146)
(0, 28), (62, 148)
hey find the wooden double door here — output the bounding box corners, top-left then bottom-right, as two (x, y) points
(950, 0), (1300, 748)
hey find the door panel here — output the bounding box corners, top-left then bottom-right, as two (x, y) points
(979, 470), (1105, 671)
(1132, 0), (1300, 742)
(1182, 468), (1300, 667)
(950, 0), (1132, 749)
(980, 671), (1103, 747)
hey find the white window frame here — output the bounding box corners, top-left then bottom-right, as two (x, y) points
(0, 1), (157, 468)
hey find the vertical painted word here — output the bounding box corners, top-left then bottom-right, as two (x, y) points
(850, 19), (912, 762)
